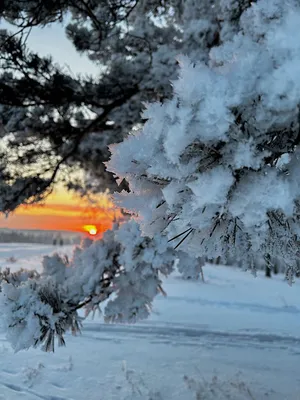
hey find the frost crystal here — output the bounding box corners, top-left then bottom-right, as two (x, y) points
(108, 0), (300, 277)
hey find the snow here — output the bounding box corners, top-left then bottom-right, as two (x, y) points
(107, 0), (300, 275)
(187, 166), (234, 210)
(1, 243), (300, 398)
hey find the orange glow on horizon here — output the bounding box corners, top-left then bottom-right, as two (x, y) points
(1, 186), (122, 234)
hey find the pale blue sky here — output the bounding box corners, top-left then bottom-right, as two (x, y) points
(1, 20), (99, 76)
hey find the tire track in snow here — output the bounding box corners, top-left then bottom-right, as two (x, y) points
(157, 295), (300, 315)
(0, 381), (72, 400)
(80, 322), (300, 350)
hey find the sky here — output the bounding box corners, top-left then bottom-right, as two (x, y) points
(0, 21), (116, 233)
(1, 187), (121, 233)
(1, 20), (98, 76)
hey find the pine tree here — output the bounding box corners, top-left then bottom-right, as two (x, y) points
(0, 0), (218, 211)
(3, 0), (300, 352)
(107, 0), (300, 281)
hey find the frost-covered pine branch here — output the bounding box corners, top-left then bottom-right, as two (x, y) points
(107, 0), (300, 281)
(0, 221), (179, 352)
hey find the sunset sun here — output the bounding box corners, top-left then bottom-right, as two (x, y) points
(83, 225), (98, 236)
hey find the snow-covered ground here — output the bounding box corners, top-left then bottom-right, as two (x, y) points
(0, 243), (300, 399)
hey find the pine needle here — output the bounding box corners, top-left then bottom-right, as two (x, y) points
(174, 228), (194, 249)
(168, 227), (193, 243)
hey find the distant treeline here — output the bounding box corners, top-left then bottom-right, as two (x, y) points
(0, 230), (81, 245)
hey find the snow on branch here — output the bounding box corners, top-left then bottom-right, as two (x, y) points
(107, 0), (300, 280)
(0, 221), (180, 352)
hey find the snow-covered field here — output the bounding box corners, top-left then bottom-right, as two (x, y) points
(0, 243), (300, 399)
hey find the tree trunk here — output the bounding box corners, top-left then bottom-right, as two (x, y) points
(200, 266), (205, 283)
(265, 265), (272, 278)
